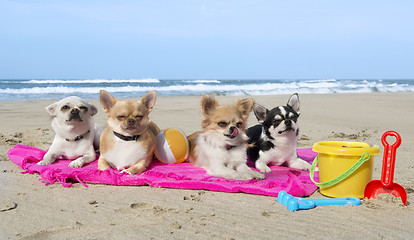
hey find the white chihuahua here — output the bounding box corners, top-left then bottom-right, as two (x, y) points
(38, 96), (100, 168)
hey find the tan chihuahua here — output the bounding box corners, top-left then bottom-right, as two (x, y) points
(98, 90), (160, 175)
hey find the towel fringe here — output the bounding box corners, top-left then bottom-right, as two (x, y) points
(74, 175), (89, 188)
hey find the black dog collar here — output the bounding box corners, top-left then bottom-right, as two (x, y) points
(113, 131), (141, 141)
(65, 130), (90, 142)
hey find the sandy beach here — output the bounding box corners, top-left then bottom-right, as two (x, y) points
(1, 92), (413, 239)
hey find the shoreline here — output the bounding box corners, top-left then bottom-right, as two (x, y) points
(1, 92), (414, 239)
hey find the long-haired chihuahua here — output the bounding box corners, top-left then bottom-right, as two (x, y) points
(188, 95), (264, 180)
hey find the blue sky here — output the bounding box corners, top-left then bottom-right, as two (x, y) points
(1, 0), (413, 79)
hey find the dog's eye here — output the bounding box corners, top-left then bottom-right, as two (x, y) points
(117, 115), (126, 120)
(79, 106), (88, 111)
(236, 122), (243, 128)
(135, 115), (143, 119)
(61, 105), (70, 110)
(286, 114), (298, 122)
(218, 122), (228, 128)
(273, 120), (282, 125)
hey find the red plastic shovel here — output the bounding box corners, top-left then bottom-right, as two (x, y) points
(364, 131), (407, 205)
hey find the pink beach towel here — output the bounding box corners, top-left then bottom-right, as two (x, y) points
(8, 144), (319, 197)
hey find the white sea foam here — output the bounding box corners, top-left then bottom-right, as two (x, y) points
(2, 81), (413, 96)
(191, 80), (221, 83)
(1, 79), (413, 101)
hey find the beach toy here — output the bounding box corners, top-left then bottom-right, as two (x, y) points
(154, 129), (189, 164)
(364, 131), (407, 205)
(311, 141), (380, 198)
(277, 191), (361, 212)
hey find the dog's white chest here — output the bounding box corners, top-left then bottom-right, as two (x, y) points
(260, 137), (298, 165)
(103, 140), (147, 170)
(49, 134), (95, 159)
(195, 136), (246, 169)
(262, 147), (288, 164)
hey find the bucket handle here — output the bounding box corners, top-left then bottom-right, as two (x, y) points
(310, 152), (371, 188)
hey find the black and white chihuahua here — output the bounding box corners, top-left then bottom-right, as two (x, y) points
(246, 93), (311, 173)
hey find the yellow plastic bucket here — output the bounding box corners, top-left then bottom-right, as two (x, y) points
(310, 141), (380, 198)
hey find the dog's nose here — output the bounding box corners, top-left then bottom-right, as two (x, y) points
(127, 118), (136, 125)
(284, 119), (291, 126)
(71, 108), (79, 114)
(229, 126), (237, 133)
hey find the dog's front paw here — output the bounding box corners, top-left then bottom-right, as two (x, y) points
(121, 169), (136, 175)
(97, 157), (111, 171)
(303, 165), (311, 171)
(251, 171), (265, 180)
(234, 174), (254, 181)
(68, 160), (84, 168)
(288, 159), (312, 171)
(38, 152), (57, 166)
(37, 160), (52, 165)
(258, 165), (271, 173)
(255, 160), (272, 173)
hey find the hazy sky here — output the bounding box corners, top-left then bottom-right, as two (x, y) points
(1, 0), (413, 79)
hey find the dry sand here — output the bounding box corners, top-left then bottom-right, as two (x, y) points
(1, 92), (413, 239)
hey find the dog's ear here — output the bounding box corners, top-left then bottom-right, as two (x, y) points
(287, 93), (300, 114)
(89, 103), (98, 116)
(141, 90), (157, 112)
(100, 90), (117, 114)
(235, 98), (255, 119)
(253, 104), (268, 124)
(45, 102), (58, 117)
(201, 94), (218, 116)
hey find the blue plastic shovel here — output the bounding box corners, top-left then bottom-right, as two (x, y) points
(277, 191), (361, 212)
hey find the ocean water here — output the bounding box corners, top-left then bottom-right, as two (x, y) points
(0, 78), (413, 101)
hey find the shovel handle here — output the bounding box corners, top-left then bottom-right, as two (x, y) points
(381, 131), (401, 187)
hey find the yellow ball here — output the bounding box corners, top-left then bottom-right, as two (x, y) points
(154, 129), (189, 164)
